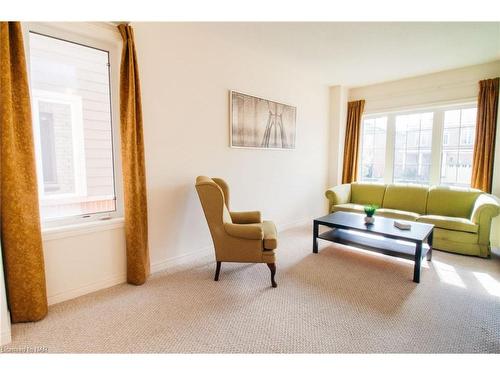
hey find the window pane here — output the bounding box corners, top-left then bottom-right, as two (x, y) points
(38, 102), (76, 195)
(406, 131), (419, 148)
(362, 148), (374, 164)
(461, 108), (477, 125)
(363, 132), (374, 147)
(420, 130), (432, 147)
(359, 117), (387, 182)
(406, 151), (418, 165)
(460, 127), (475, 146)
(364, 119), (374, 132)
(457, 151), (473, 185)
(394, 164), (404, 179)
(394, 149), (405, 162)
(395, 132), (406, 148)
(421, 112), (433, 129)
(444, 110), (460, 128)
(393, 112), (433, 184)
(29, 32), (116, 221)
(443, 128), (459, 148)
(440, 107), (477, 187)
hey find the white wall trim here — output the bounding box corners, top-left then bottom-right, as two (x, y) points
(362, 97), (477, 116)
(151, 246), (214, 274)
(42, 218), (125, 241)
(277, 217), (312, 232)
(47, 273), (126, 306)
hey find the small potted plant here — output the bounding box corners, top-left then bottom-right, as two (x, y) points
(364, 204), (378, 225)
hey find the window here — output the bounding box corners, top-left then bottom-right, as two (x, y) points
(358, 104), (477, 187)
(441, 107), (477, 187)
(28, 31), (117, 223)
(360, 116), (387, 182)
(393, 112), (433, 184)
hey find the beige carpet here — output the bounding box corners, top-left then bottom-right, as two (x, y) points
(2, 225), (500, 353)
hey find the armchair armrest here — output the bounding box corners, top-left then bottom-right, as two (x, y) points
(230, 211), (262, 224)
(325, 184), (351, 211)
(224, 223), (264, 240)
(471, 194), (500, 224)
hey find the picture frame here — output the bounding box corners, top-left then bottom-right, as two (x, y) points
(229, 90), (297, 150)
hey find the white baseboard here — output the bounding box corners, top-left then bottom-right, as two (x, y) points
(47, 273), (127, 306)
(277, 217), (312, 232)
(151, 245), (214, 274)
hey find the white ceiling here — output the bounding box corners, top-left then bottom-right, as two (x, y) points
(198, 22), (500, 87)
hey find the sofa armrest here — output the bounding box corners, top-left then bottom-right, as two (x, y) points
(230, 211), (262, 224)
(224, 223), (264, 240)
(471, 194), (500, 224)
(325, 184), (351, 212)
(471, 194), (500, 255)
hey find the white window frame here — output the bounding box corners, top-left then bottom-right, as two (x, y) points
(23, 22), (124, 228)
(358, 101), (477, 186)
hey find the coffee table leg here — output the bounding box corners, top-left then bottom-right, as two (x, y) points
(426, 230), (433, 261)
(313, 221), (319, 254)
(413, 241), (422, 283)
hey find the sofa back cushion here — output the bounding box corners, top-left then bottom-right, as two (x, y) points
(350, 183), (386, 206)
(426, 186), (482, 218)
(382, 184), (429, 214)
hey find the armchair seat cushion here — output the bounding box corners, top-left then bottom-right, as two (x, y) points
(417, 215), (478, 234)
(261, 220), (278, 250)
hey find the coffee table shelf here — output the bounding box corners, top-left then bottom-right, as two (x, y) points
(318, 228), (430, 261)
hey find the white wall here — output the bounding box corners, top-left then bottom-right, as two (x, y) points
(41, 220), (126, 305)
(133, 22), (330, 267)
(327, 86), (348, 188)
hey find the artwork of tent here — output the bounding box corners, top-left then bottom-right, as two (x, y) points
(230, 91), (296, 149)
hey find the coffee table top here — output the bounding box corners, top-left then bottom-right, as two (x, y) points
(314, 211), (434, 242)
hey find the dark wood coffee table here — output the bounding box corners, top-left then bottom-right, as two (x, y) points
(313, 211), (434, 283)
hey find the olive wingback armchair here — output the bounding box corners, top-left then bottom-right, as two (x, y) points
(195, 176), (278, 287)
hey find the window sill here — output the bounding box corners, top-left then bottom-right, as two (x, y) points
(42, 217), (125, 241)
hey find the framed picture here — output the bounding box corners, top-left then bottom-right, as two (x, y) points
(230, 90), (297, 150)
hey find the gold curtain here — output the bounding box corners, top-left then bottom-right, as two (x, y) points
(341, 100), (365, 184)
(0, 22), (48, 322)
(118, 24), (150, 285)
(471, 77), (499, 193)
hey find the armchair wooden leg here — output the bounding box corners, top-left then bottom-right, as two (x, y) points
(214, 261), (221, 281)
(267, 263), (277, 288)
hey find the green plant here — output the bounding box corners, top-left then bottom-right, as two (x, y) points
(364, 204), (378, 217)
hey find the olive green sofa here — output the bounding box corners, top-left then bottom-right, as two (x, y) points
(325, 183), (500, 258)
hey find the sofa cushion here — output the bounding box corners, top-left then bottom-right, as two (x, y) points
(376, 208), (419, 221)
(382, 184), (428, 214)
(333, 203), (365, 214)
(350, 183), (386, 206)
(417, 215), (479, 233)
(426, 186), (481, 218)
